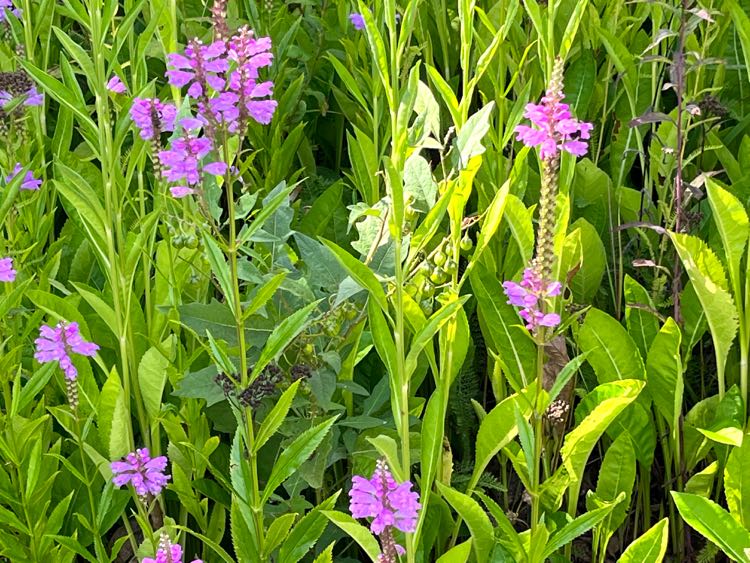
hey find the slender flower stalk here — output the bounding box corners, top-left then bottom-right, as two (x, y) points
(506, 57), (593, 535)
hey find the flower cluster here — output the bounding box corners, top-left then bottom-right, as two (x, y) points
(0, 257), (15, 282)
(134, 25), (277, 198)
(130, 98), (177, 141)
(350, 459), (421, 562)
(158, 126), (227, 198)
(111, 448), (170, 501)
(6, 163), (41, 190)
(514, 85), (592, 160)
(34, 321), (99, 380)
(503, 268), (561, 332)
(144, 533), (202, 563)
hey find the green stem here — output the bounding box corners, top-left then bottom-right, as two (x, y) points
(530, 333), (546, 536)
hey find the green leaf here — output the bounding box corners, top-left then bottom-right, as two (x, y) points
(578, 309), (645, 384)
(670, 233), (738, 390)
(454, 102), (495, 168)
(616, 518), (669, 563)
(543, 493), (624, 558)
(323, 510), (380, 562)
(436, 539), (473, 562)
(138, 335), (176, 420)
(624, 275), (660, 358)
(261, 416), (338, 504)
(320, 238), (388, 312)
(562, 380), (644, 483)
(463, 178), (509, 281)
(706, 180), (749, 297)
(263, 513), (298, 557)
(470, 264), (536, 385)
(279, 494), (339, 563)
(98, 369), (132, 459)
(312, 543), (335, 563)
(589, 434), (636, 552)
(436, 482), (495, 560)
(471, 384), (536, 492)
(685, 461), (718, 497)
(646, 318), (683, 430)
(242, 271), (288, 321)
(727, 0), (750, 88)
(558, 0), (590, 60)
(567, 219), (606, 304)
(672, 492), (750, 561)
(254, 380), (301, 454)
(725, 435), (750, 529)
(248, 300), (320, 383)
(201, 233), (236, 317)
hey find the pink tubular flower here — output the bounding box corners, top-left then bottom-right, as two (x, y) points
(349, 12), (365, 30)
(225, 27), (277, 127)
(106, 75), (126, 94)
(158, 130), (227, 197)
(502, 268), (561, 332)
(6, 163), (41, 190)
(144, 533), (203, 563)
(0, 257), (16, 282)
(166, 40), (229, 98)
(129, 97), (177, 140)
(350, 459), (421, 535)
(515, 88), (592, 159)
(111, 448), (170, 498)
(34, 321), (99, 380)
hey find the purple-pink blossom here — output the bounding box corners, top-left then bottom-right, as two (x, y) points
(158, 131), (227, 197)
(0, 257), (16, 282)
(502, 268), (561, 332)
(349, 13), (365, 30)
(6, 163), (41, 190)
(111, 448), (170, 498)
(129, 97), (177, 140)
(106, 76), (126, 94)
(34, 321), (99, 380)
(144, 535), (202, 563)
(515, 90), (592, 159)
(24, 86), (43, 106)
(225, 27), (277, 126)
(350, 459), (421, 535)
(166, 40), (229, 98)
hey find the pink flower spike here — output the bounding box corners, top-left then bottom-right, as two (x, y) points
(111, 448), (170, 498)
(106, 76), (126, 94)
(34, 321), (99, 380)
(0, 257), (16, 282)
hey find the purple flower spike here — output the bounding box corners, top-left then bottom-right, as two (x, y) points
(143, 534), (203, 563)
(349, 13), (365, 30)
(129, 98), (177, 140)
(0, 257), (16, 282)
(350, 459), (421, 534)
(6, 163), (42, 190)
(106, 76), (126, 94)
(514, 87), (592, 159)
(350, 459), (420, 561)
(166, 40), (229, 98)
(111, 448), (170, 499)
(34, 321), (99, 380)
(502, 268), (562, 332)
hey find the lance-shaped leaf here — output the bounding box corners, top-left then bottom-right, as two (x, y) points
(646, 317), (683, 430)
(725, 435), (750, 529)
(672, 492), (750, 561)
(578, 308), (645, 384)
(670, 232), (738, 392)
(616, 518), (669, 563)
(436, 482), (495, 560)
(706, 180), (749, 297)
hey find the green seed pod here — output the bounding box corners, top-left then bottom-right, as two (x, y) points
(405, 205), (418, 221)
(406, 283), (418, 297)
(460, 233), (473, 252)
(433, 251), (446, 267)
(430, 268), (443, 284)
(420, 280), (434, 297)
(444, 259), (457, 275)
(304, 343), (314, 356)
(420, 300), (433, 316)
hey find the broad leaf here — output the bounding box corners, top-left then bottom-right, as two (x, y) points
(578, 308), (645, 384)
(646, 318), (683, 430)
(616, 518), (669, 563)
(436, 482), (495, 560)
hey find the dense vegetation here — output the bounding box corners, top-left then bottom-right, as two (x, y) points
(1, 0), (750, 561)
